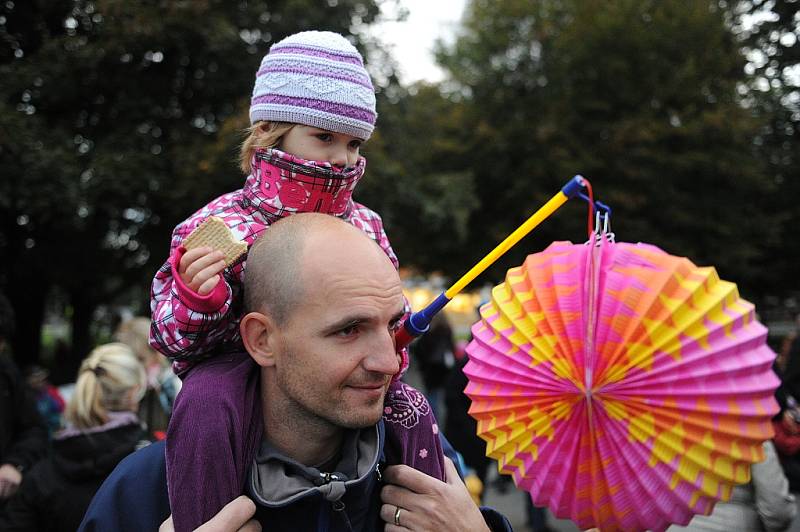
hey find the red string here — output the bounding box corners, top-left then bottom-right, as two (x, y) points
(583, 178), (594, 238)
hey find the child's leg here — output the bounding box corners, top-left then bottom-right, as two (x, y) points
(382, 380), (446, 480)
(166, 351), (262, 532)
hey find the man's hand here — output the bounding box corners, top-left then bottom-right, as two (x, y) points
(178, 246), (226, 295)
(380, 457), (490, 532)
(159, 495), (261, 532)
(0, 463), (22, 499)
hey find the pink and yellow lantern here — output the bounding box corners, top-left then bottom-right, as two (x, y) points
(464, 238), (779, 531)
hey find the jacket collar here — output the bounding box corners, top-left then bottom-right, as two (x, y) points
(247, 421), (383, 508)
(56, 410), (140, 439)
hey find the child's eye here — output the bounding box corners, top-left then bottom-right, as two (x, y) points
(316, 133), (333, 142)
(348, 140), (362, 150)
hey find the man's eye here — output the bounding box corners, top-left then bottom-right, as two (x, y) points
(336, 324), (359, 337)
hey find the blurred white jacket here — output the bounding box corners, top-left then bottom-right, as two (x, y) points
(669, 441), (796, 532)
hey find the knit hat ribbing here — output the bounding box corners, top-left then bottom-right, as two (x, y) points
(250, 31), (377, 140)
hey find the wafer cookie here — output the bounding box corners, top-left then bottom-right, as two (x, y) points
(183, 217), (248, 267)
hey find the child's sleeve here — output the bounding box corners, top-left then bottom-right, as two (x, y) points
(149, 224), (239, 361)
(350, 204), (400, 270)
(368, 213), (409, 314)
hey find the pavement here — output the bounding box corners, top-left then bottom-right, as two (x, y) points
(481, 471), (579, 532)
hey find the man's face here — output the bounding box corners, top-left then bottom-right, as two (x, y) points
(269, 256), (404, 429)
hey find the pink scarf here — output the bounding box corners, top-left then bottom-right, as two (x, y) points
(246, 148), (366, 218)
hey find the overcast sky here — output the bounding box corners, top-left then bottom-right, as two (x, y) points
(368, 0), (467, 84)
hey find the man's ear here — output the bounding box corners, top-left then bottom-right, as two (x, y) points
(240, 311), (279, 367)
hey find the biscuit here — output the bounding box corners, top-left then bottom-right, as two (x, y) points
(183, 217), (248, 267)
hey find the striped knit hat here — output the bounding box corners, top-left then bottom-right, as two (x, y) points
(250, 31), (377, 140)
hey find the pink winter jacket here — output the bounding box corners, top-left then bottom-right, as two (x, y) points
(149, 149), (400, 371)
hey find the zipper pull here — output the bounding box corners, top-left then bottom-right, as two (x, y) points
(321, 472), (340, 484)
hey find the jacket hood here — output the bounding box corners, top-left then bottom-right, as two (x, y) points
(241, 148), (366, 221)
(52, 419), (147, 482)
(248, 421), (383, 508)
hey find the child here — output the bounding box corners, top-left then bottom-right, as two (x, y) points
(149, 31), (444, 531)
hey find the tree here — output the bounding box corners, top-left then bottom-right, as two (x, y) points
(429, 0), (777, 294)
(736, 0), (800, 296)
(0, 0), (383, 368)
(357, 83), (480, 274)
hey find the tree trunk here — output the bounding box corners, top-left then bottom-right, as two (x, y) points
(7, 280), (48, 369)
(68, 289), (96, 377)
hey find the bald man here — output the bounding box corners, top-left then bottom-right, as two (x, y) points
(81, 214), (511, 531)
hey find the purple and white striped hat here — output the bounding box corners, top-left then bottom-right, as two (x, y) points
(250, 31), (377, 140)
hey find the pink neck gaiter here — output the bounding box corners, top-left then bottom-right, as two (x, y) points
(247, 148), (366, 219)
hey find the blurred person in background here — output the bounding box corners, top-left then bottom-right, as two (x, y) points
(114, 316), (180, 435)
(776, 331), (796, 375)
(443, 310), (492, 502)
(667, 441), (795, 532)
(412, 312), (455, 418)
(772, 393), (800, 491)
(0, 342), (150, 531)
(444, 352), (491, 490)
(771, 314), (800, 490)
(24, 365), (65, 436)
(777, 315), (800, 399)
(0, 294), (48, 509)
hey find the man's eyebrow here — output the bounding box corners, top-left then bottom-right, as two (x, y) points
(322, 315), (368, 333)
(322, 308), (406, 333)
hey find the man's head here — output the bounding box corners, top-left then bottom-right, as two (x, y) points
(241, 213), (404, 430)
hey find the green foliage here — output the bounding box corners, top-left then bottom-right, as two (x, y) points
(0, 0), (382, 363)
(1, 0), (795, 362)
(358, 83), (479, 273)
(423, 0), (777, 293)
(737, 0), (800, 296)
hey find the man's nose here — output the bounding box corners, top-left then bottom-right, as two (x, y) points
(363, 330), (400, 375)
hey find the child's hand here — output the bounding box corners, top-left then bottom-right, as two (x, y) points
(178, 246), (227, 295)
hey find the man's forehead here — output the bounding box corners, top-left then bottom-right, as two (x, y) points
(312, 275), (402, 304)
(292, 223), (402, 313)
(297, 270), (401, 311)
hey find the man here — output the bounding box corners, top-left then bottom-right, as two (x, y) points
(80, 213), (511, 531)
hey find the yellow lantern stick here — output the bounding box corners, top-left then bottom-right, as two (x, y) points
(395, 175), (599, 349)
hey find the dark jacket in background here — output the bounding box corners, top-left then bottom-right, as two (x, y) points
(0, 354), (47, 473)
(412, 314), (455, 392)
(444, 356), (490, 484)
(0, 420), (148, 531)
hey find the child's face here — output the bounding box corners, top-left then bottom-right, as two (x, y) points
(279, 125), (363, 169)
